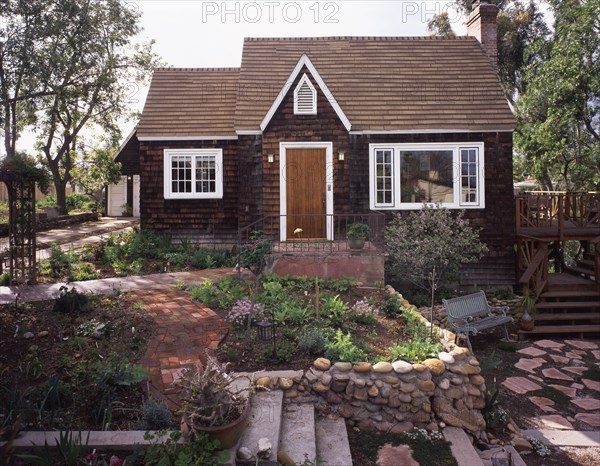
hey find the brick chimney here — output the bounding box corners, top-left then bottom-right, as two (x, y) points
(467, 1), (499, 72)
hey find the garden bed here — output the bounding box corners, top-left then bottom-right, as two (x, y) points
(0, 291), (160, 432)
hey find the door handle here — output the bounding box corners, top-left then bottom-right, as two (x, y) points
(322, 192), (326, 209)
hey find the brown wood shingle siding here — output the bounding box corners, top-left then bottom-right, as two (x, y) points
(139, 140), (240, 240)
(115, 133), (140, 176)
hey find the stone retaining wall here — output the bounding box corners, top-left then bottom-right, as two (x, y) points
(0, 212), (99, 237)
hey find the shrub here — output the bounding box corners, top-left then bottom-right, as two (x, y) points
(325, 330), (367, 363)
(238, 231), (273, 276)
(191, 248), (231, 269)
(257, 340), (297, 364)
(189, 281), (214, 306)
(139, 398), (173, 430)
(321, 295), (349, 326)
(298, 328), (329, 355)
(325, 277), (358, 292)
(0, 272), (9, 286)
(226, 299), (267, 327)
(379, 293), (404, 318)
(65, 193), (95, 212)
(53, 286), (92, 314)
(387, 339), (442, 363)
(350, 299), (379, 325)
(67, 262), (98, 282)
(48, 243), (76, 279)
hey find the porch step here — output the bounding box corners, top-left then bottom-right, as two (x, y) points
(535, 301), (600, 310)
(279, 402), (316, 464)
(518, 324), (600, 335)
(315, 415), (353, 466)
(566, 265), (596, 278)
(577, 258), (595, 269)
(540, 290), (600, 299)
(534, 312), (600, 322)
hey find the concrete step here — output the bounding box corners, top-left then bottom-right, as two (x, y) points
(279, 402), (316, 465)
(443, 427), (485, 466)
(236, 390), (284, 464)
(315, 414), (353, 466)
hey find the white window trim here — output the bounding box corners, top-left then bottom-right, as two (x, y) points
(369, 142), (485, 210)
(279, 141), (333, 242)
(163, 148), (223, 199)
(294, 73), (317, 115)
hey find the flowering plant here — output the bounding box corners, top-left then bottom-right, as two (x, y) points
(238, 231), (273, 276)
(351, 299), (380, 317)
(226, 299), (267, 327)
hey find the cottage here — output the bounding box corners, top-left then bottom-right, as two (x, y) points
(112, 2), (517, 286)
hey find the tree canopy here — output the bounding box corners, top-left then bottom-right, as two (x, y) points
(1, 0), (159, 212)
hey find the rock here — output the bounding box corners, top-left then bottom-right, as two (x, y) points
(459, 364), (481, 375)
(400, 383), (415, 393)
(28, 345), (39, 353)
(354, 387), (368, 401)
(379, 385), (391, 398)
(37, 330), (49, 338)
(313, 383), (329, 393)
(470, 375), (485, 385)
(304, 371), (319, 383)
(353, 362), (372, 373)
(285, 390), (298, 399)
(392, 360), (413, 374)
(390, 421), (414, 433)
(237, 447), (253, 461)
(412, 363), (427, 372)
(451, 347), (470, 360)
(92, 323), (107, 339)
(279, 378), (294, 390)
(438, 352), (455, 364)
(257, 438), (272, 458)
(277, 450), (295, 466)
(512, 437), (533, 452)
(334, 362), (353, 371)
(331, 380), (348, 393)
(447, 387), (464, 399)
(321, 373), (332, 386)
(325, 391), (343, 404)
(23, 332), (34, 339)
(439, 379), (450, 390)
(368, 386), (379, 397)
(354, 378), (366, 388)
(256, 376), (271, 387)
(373, 361), (393, 373)
(314, 357), (331, 371)
(423, 358), (446, 376)
(439, 422), (446, 428)
(338, 404), (353, 418)
(419, 381), (435, 392)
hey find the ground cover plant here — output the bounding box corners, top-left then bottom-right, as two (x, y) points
(188, 273), (441, 372)
(36, 228), (234, 283)
(0, 290), (162, 432)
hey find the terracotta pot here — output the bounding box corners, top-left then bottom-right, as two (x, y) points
(184, 400), (251, 449)
(518, 308), (535, 331)
(347, 237), (366, 250)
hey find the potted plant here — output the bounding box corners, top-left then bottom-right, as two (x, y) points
(346, 222), (370, 250)
(121, 203), (133, 217)
(177, 355), (254, 449)
(516, 288), (536, 331)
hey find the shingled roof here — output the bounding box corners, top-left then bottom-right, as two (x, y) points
(138, 36), (515, 138)
(137, 68), (239, 139)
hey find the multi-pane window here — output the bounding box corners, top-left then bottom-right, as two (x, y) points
(369, 143), (484, 210)
(375, 149), (394, 206)
(164, 149), (223, 199)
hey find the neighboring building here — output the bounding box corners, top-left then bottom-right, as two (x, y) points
(111, 2), (517, 286)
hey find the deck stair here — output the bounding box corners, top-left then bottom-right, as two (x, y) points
(518, 273), (600, 337)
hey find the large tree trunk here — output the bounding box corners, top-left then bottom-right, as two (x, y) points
(52, 175), (69, 215)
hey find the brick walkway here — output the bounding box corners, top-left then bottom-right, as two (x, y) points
(131, 288), (229, 399)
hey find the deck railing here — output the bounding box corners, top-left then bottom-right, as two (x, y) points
(516, 191), (599, 237)
(238, 212), (386, 256)
(517, 235), (549, 298)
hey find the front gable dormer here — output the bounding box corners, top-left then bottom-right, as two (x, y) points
(294, 73), (317, 115)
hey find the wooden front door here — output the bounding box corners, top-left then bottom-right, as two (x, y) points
(286, 148), (327, 239)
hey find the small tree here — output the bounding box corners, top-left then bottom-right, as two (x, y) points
(385, 205), (488, 337)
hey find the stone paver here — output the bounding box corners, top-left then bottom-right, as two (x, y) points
(534, 339), (565, 350)
(542, 368), (574, 382)
(563, 366), (587, 376)
(131, 287), (230, 396)
(517, 347), (547, 357)
(549, 384), (578, 398)
(565, 340), (598, 350)
(540, 415), (574, 430)
(565, 351), (583, 360)
(571, 399), (600, 411)
(548, 354), (570, 364)
(529, 396), (557, 413)
(592, 350), (600, 360)
(515, 357), (545, 374)
(502, 377), (542, 394)
(582, 378), (600, 392)
(524, 429), (600, 447)
(574, 414), (600, 428)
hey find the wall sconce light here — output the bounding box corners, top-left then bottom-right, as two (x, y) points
(338, 152), (345, 161)
(127, 175), (132, 181)
(267, 153), (274, 163)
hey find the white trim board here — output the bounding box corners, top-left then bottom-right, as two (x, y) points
(279, 141), (334, 242)
(261, 55), (352, 132)
(138, 135), (238, 141)
(350, 129), (514, 135)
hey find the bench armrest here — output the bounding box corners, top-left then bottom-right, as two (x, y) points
(494, 306), (510, 317)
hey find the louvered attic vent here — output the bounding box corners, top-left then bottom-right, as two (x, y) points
(294, 73), (317, 115)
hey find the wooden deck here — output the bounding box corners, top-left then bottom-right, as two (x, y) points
(516, 192), (599, 338)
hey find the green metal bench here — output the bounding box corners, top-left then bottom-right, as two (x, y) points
(442, 291), (513, 353)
